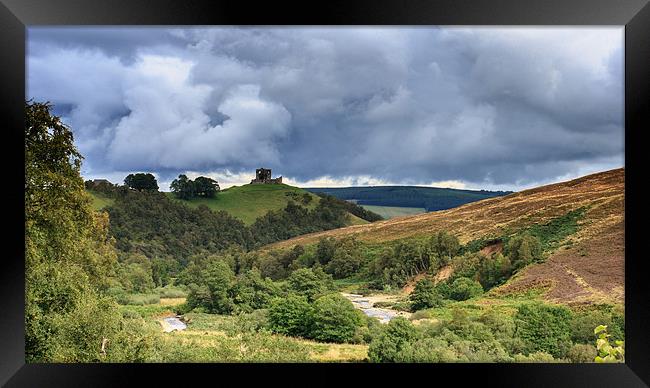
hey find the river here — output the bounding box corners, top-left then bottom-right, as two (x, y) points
(341, 293), (410, 323)
(161, 316), (187, 332)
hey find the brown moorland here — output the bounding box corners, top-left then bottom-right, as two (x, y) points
(264, 168), (624, 305)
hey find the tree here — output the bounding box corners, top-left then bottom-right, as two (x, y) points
(429, 231), (460, 266)
(124, 173), (158, 192)
(267, 294), (313, 337)
(309, 293), (363, 343)
(230, 269), (280, 312)
(515, 303), (573, 358)
(477, 253), (513, 290)
(194, 176), (220, 198)
(25, 101), (150, 362)
(409, 278), (442, 311)
(315, 237), (337, 265)
(203, 260), (236, 314)
(507, 234), (543, 270)
(170, 174), (195, 200)
(449, 277), (483, 301)
(286, 267), (334, 302)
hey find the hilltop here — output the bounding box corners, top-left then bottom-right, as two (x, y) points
(267, 168), (625, 305)
(89, 183), (370, 226)
(165, 183), (325, 225)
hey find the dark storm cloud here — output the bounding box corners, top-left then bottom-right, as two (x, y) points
(27, 27), (624, 190)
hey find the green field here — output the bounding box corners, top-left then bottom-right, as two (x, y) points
(361, 205), (426, 219)
(166, 184), (322, 225)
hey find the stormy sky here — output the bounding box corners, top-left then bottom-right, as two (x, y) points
(27, 27), (624, 191)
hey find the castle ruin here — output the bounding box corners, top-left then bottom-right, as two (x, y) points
(250, 168), (283, 184)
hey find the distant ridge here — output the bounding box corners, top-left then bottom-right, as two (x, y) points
(304, 185), (512, 212)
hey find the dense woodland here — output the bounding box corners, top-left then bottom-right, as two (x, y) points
(306, 186), (512, 211)
(26, 101), (623, 363)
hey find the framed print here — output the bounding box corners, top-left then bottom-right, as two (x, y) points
(1, 0), (649, 386)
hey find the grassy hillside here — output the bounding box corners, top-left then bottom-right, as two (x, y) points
(305, 185), (512, 211)
(165, 183), (367, 226)
(267, 168), (625, 306)
(361, 205), (426, 219)
(87, 190), (115, 211)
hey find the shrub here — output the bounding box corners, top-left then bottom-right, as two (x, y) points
(515, 303), (573, 358)
(449, 277), (483, 301)
(267, 295), (313, 337)
(409, 279), (442, 311)
(567, 343), (597, 363)
(309, 293), (364, 343)
(571, 307), (624, 344)
(236, 309), (270, 333)
(513, 352), (557, 363)
(594, 325), (625, 363)
(410, 310), (432, 321)
(368, 317), (418, 362)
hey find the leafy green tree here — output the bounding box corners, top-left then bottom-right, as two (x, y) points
(25, 101), (150, 362)
(507, 234), (543, 270)
(230, 269), (280, 312)
(286, 267), (334, 302)
(515, 303), (573, 358)
(368, 317), (418, 362)
(124, 173), (159, 192)
(449, 277), (483, 301)
(267, 294), (313, 337)
(309, 293), (364, 343)
(194, 176), (220, 197)
(170, 174), (195, 200)
(315, 237), (337, 265)
(204, 260), (236, 314)
(430, 230), (460, 266)
(477, 252), (513, 289)
(409, 278), (442, 311)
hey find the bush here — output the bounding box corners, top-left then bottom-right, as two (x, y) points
(124, 293), (160, 306)
(567, 343), (597, 363)
(449, 277), (483, 301)
(409, 279), (442, 311)
(571, 307), (624, 344)
(513, 352), (557, 363)
(309, 293), (364, 343)
(515, 303), (573, 358)
(267, 295), (313, 337)
(368, 317), (418, 362)
(236, 309), (270, 333)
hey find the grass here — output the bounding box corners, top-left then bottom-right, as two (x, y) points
(87, 190), (114, 211)
(165, 183), (321, 225)
(361, 205), (426, 219)
(154, 312), (368, 362)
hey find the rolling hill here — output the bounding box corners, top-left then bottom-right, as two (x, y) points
(164, 183), (324, 225)
(305, 185), (512, 211)
(89, 183), (369, 226)
(267, 168), (625, 305)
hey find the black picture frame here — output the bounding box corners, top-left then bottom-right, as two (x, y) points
(1, 0), (648, 386)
